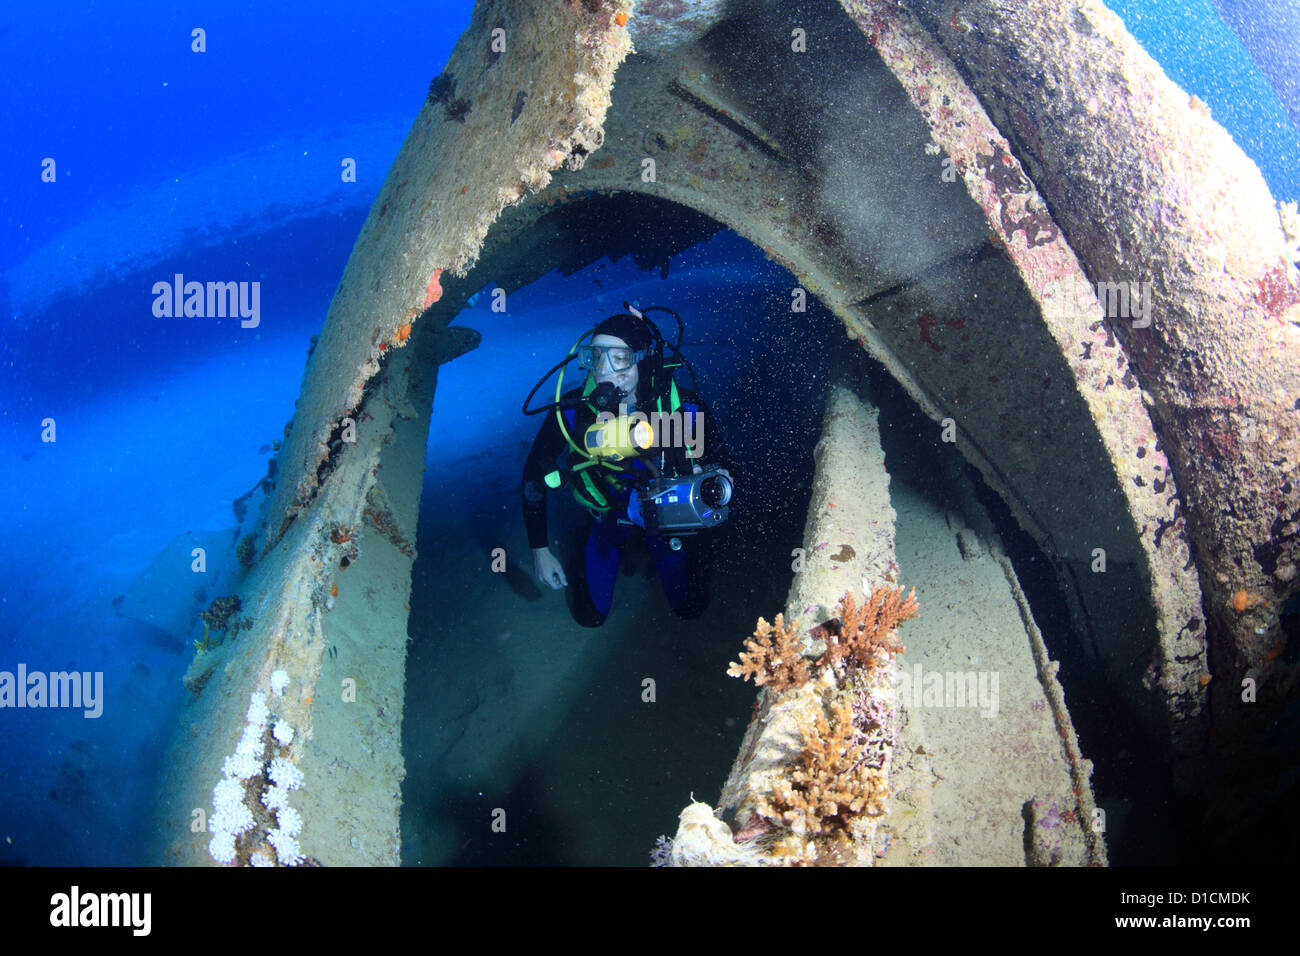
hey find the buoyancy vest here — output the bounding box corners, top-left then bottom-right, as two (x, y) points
(545, 372), (694, 518)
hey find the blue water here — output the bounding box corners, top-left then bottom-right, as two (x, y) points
(1, 0), (1297, 866)
(1111, 0), (1300, 203)
(0, 0), (475, 866)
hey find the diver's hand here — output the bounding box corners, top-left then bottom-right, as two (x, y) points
(532, 547), (569, 590)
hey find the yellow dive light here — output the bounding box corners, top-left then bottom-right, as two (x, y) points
(584, 414), (654, 461)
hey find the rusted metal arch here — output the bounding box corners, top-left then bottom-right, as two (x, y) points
(901, 0), (1300, 756)
(422, 0), (1211, 768)
(156, 0), (1300, 864)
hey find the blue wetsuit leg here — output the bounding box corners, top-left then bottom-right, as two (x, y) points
(584, 518), (631, 617)
(647, 534), (712, 619)
(646, 534), (690, 610)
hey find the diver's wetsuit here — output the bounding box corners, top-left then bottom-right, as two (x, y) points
(521, 383), (731, 627)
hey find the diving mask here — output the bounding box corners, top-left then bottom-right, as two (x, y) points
(577, 344), (645, 374)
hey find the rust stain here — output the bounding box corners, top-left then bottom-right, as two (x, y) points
(1256, 261), (1300, 320)
(916, 312), (943, 353)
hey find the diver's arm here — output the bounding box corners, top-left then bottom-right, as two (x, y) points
(522, 413), (563, 549)
(522, 410), (571, 588)
(532, 547), (568, 589)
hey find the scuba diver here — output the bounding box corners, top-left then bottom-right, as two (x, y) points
(521, 303), (735, 627)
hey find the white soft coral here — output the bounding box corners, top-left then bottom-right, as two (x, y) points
(276, 805), (303, 838)
(272, 720), (294, 745)
(668, 801), (770, 866)
(262, 782), (291, 811)
(269, 757), (304, 790)
(267, 827), (303, 866)
(245, 691), (270, 728)
(222, 748), (261, 780)
(208, 776), (254, 864)
(208, 831), (237, 865)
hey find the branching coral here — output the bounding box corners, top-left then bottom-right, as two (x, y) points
(200, 595), (242, 632)
(427, 72), (456, 105)
(725, 585), (918, 859)
(726, 614), (809, 691)
(236, 534), (257, 571)
(728, 585), (918, 692)
(755, 696), (888, 840)
(818, 586), (918, 677)
(195, 596), (251, 651)
(194, 620), (219, 653)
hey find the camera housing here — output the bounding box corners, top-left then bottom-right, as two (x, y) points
(627, 466), (732, 535)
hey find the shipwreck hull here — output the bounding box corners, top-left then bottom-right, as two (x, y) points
(152, 0), (1298, 865)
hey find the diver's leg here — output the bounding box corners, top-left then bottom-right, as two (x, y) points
(647, 534), (711, 620)
(570, 517), (628, 627)
(676, 536), (712, 619)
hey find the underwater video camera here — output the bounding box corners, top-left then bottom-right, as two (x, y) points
(626, 466), (733, 545)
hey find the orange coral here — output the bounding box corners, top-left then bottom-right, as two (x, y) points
(755, 696), (886, 838)
(727, 614), (809, 691)
(329, 581), (338, 598)
(819, 585), (917, 676)
(726, 584), (918, 859)
(395, 322), (411, 344)
(728, 585), (918, 693)
(1231, 589), (1266, 613)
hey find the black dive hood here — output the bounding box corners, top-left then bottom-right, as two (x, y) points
(522, 302), (686, 417)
